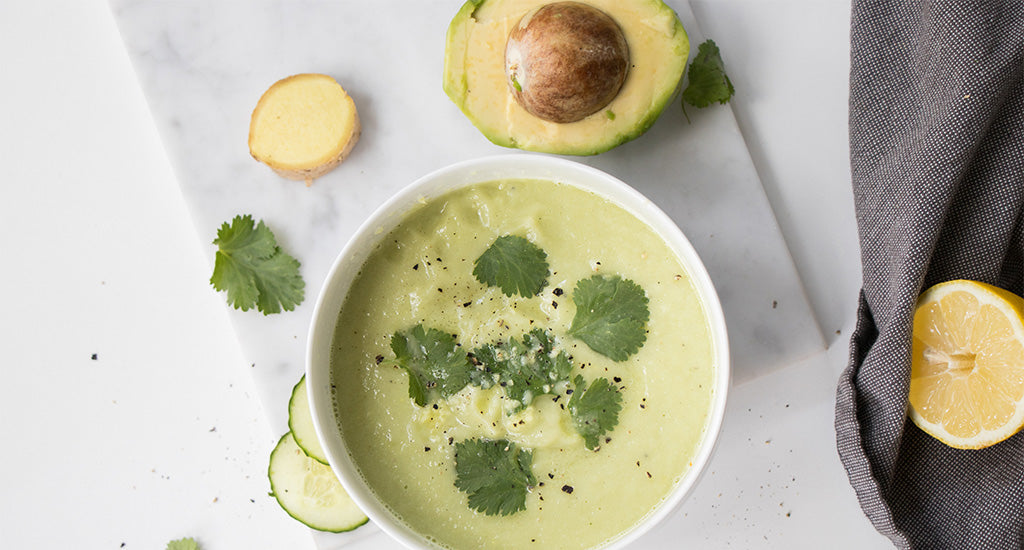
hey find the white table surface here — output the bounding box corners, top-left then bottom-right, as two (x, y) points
(0, 0), (893, 548)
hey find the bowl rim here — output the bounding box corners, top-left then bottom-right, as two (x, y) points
(306, 153), (731, 550)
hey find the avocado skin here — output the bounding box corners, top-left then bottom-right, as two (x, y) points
(443, 0), (689, 156)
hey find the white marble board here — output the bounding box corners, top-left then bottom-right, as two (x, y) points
(109, 0), (823, 547)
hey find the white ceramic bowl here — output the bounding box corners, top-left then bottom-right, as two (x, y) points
(306, 154), (730, 549)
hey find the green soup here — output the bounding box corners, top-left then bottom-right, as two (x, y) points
(330, 178), (715, 549)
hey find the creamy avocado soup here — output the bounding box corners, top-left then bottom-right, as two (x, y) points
(330, 179), (715, 549)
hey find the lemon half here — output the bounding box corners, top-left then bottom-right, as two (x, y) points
(909, 280), (1024, 449)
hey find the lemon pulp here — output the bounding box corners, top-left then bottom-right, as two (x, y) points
(909, 280), (1024, 449)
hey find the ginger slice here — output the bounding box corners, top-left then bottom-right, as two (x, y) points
(248, 74), (360, 185)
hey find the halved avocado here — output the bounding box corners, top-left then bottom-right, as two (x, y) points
(443, 0), (689, 156)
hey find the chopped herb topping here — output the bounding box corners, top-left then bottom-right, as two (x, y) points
(470, 328), (573, 413)
(390, 325), (473, 406)
(568, 375), (623, 450)
(385, 251), (651, 517)
(473, 235), (549, 297)
(454, 438), (536, 516)
(568, 275), (650, 361)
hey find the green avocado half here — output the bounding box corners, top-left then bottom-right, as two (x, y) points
(443, 0), (689, 156)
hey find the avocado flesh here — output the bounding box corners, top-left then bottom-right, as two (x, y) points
(443, 0), (689, 156)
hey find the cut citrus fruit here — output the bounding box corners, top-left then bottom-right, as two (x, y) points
(909, 280), (1024, 449)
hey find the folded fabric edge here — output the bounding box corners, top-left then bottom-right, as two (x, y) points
(835, 292), (910, 549)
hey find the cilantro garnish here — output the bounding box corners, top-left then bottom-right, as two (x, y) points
(473, 235), (549, 297)
(682, 39), (735, 109)
(390, 325), (474, 406)
(568, 375), (623, 450)
(454, 438), (536, 516)
(166, 538), (200, 550)
(471, 328), (573, 412)
(210, 214), (304, 314)
(568, 275), (650, 361)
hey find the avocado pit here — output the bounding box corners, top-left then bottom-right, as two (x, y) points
(505, 2), (630, 123)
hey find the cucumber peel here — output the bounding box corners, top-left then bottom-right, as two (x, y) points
(288, 375), (329, 464)
(268, 432), (368, 532)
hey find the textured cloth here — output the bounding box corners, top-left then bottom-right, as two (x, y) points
(835, 1), (1024, 548)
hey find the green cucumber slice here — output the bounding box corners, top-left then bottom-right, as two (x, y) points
(268, 432), (368, 532)
(288, 374), (329, 464)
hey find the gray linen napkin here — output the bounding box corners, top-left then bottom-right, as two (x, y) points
(835, 1), (1024, 548)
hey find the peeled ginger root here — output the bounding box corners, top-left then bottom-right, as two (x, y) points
(248, 74), (360, 185)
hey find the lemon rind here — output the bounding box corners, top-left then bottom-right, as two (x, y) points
(908, 280), (1024, 450)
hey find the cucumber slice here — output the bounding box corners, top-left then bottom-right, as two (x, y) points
(288, 374), (329, 464)
(268, 432), (369, 532)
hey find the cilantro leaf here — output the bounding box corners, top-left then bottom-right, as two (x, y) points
(391, 325), (474, 406)
(470, 328), (573, 412)
(568, 375), (623, 450)
(210, 215), (304, 314)
(166, 538), (200, 550)
(682, 39), (735, 109)
(568, 275), (649, 361)
(454, 438), (536, 516)
(473, 235), (549, 297)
